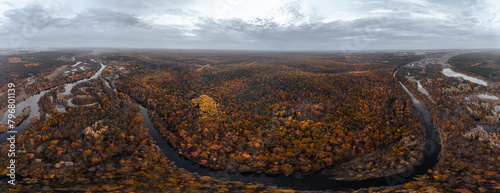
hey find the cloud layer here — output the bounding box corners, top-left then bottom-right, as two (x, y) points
(0, 0), (498, 50)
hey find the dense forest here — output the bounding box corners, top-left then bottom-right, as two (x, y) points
(0, 79), (287, 192)
(109, 51), (425, 176)
(448, 52), (500, 82)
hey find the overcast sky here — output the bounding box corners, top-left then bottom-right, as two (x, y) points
(0, 0), (499, 50)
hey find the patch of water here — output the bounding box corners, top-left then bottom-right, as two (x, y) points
(442, 68), (487, 86)
(1, 62), (106, 123)
(71, 61), (82, 67)
(417, 80), (431, 98)
(62, 63), (106, 95)
(475, 120), (500, 132)
(476, 94), (499, 100)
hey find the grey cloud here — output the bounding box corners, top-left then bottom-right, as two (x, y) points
(2, 3), (151, 34)
(191, 12), (497, 50)
(0, 3), (186, 48)
(3, 4), (56, 32)
(88, 0), (194, 16)
(72, 8), (149, 29)
(0, 0), (498, 50)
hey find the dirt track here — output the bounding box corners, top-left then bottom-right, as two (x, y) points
(45, 65), (70, 80)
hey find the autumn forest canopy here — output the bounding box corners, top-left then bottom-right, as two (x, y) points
(110, 51), (425, 175)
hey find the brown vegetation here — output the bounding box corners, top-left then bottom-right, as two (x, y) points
(382, 53), (500, 192)
(112, 51), (424, 176)
(0, 78), (286, 192)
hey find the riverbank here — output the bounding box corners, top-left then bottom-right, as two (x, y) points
(324, 134), (424, 181)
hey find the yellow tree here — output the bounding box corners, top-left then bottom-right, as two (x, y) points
(191, 95), (219, 118)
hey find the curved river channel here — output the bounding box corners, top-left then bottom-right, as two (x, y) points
(1, 63), (441, 191)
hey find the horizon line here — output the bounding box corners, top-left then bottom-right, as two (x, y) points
(1, 46), (499, 53)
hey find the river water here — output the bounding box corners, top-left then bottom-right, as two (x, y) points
(131, 68), (441, 190)
(0, 62), (106, 143)
(417, 80), (431, 99)
(0, 63), (441, 191)
(475, 120), (500, 132)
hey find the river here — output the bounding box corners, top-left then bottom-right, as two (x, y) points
(0, 62), (106, 144)
(133, 66), (441, 190)
(0, 62), (441, 191)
